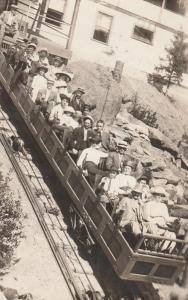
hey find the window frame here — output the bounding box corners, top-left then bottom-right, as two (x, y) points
(131, 24), (155, 45)
(45, 0), (67, 28)
(92, 11), (113, 45)
(164, 0), (186, 16)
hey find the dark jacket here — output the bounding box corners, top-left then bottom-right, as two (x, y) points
(106, 151), (133, 171)
(70, 127), (95, 151)
(70, 97), (85, 113)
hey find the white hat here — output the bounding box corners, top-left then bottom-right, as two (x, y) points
(117, 141), (128, 148)
(64, 106), (75, 114)
(38, 47), (48, 53)
(150, 186), (169, 197)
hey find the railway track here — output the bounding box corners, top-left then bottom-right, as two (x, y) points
(0, 123), (104, 300)
(0, 90), (161, 300)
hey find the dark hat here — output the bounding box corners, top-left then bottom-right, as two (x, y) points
(27, 43), (37, 49)
(83, 115), (94, 123)
(123, 160), (136, 168)
(109, 166), (119, 173)
(73, 88), (85, 95)
(53, 56), (62, 63)
(37, 65), (48, 73)
(59, 93), (70, 100)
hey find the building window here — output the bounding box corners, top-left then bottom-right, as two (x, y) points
(132, 25), (154, 44)
(165, 0), (186, 15)
(143, 0), (163, 6)
(93, 12), (113, 44)
(45, 0), (66, 27)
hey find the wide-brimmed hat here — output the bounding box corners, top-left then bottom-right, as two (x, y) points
(117, 141), (128, 149)
(62, 71), (74, 81)
(59, 93), (70, 100)
(47, 78), (55, 84)
(73, 88), (85, 95)
(150, 186), (169, 197)
(74, 110), (82, 118)
(132, 185), (143, 195)
(53, 56), (62, 63)
(123, 160), (136, 168)
(27, 43), (37, 49)
(64, 106), (75, 114)
(38, 47), (48, 54)
(83, 115), (94, 124)
(37, 65), (48, 73)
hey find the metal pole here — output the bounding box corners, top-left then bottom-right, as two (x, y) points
(66, 0), (81, 50)
(28, 3), (41, 38)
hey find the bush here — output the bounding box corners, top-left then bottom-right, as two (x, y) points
(129, 93), (158, 128)
(0, 171), (23, 268)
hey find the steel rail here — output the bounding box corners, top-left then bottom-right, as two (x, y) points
(0, 133), (84, 300)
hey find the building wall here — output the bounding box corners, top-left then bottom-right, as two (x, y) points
(70, 0), (188, 76)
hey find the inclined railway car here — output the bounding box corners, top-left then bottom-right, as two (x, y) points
(0, 50), (187, 286)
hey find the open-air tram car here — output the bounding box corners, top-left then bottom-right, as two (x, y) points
(0, 49), (187, 286)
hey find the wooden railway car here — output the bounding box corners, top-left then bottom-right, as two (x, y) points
(0, 51), (187, 285)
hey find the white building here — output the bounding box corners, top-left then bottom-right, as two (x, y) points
(4, 0), (188, 76)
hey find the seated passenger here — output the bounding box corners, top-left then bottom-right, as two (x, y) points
(47, 56), (64, 79)
(94, 120), (115, 152)
(0, 4), (19, 47)
(70, 88), (85, 114)
(106, 141), (132, 172)
(143, 189), (177, 253)
(115, 186), (146, 243)
(97, 167), (124, 214)
(116, 160), (137, 194)
(77, 136), (108, 188)
(69, 116), (95, 158)
(48, 93), (70, 123)
(54, 70), (73, 100)
(30, 65), (48, 102)
(137, 175), (151, 202)
(52, 106), (77, 145)
(35, 78), (57, 117)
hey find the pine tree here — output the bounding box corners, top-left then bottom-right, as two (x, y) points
(149, 31), (188, 94)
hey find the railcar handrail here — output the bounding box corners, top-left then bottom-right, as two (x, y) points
(134, 233), (188, 258)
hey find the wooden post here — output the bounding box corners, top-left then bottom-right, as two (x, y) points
(112, 60), (124, 83)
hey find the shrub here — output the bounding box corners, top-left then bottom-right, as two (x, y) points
(0, 172), (23, 268)
(129, 93), (158, 128)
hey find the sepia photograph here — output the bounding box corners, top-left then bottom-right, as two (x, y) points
(0, 0), (188, 299)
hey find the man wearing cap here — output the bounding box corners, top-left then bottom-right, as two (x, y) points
(77, 136), (108, 188)
(0, 4), (19, 47)
(106, 140), (132, 172)
(70, 116), (95, 158)
(35, 78), (57, 116)
(70, 88), (85, 114)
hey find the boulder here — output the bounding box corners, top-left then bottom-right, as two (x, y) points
(150, 178), (168, 187)
(150, 160), (167, 172)
(152, 169), (179, 185)
(149, 128), (179, 158)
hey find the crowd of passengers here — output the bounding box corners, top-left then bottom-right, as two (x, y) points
(5, 35), (181, 254)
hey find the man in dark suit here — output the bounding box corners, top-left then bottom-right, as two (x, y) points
(106, 141), (133, 172)
(70, 88), (85, 113)
(69, 116), (95, 158)
(94, 120), (115, 152)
